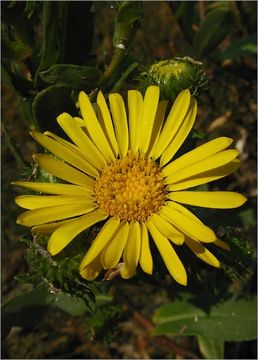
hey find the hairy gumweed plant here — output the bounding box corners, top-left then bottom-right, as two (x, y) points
(4, 1), (256, 358)
(12, 86), (246, 285)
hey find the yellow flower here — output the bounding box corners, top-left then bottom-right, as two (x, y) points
(12, 86), (246, 285)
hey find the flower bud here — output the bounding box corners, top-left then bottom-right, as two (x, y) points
(140, 57), (208, 101)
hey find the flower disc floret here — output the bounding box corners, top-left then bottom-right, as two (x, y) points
(94, 151), (165, 221)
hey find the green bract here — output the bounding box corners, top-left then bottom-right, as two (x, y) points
(141, 57), (208, 102)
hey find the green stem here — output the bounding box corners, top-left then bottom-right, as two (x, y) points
(112, 62), (139, 92)
(2, 122), (29, 168)
(99, 48), (125, 87)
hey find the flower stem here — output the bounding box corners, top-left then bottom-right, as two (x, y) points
(99, 48), (125, 87)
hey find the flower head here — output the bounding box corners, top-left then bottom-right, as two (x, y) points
(13, 86), (246, 285)
(141, 57), (208, 101)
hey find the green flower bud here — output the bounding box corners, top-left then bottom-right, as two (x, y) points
(140, 57), (208, 101)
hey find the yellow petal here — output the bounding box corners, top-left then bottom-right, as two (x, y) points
(17, 201), (96, 227)
(79, 217), (121, 269)
(44, 131), (76, 147)
(166, 200), (202, 223)
(152, 89), (191, 159)
(149, 213), (185, 245)
(163, 137), (233, 177)
(73, 116), (85, 127)
(45, 130), (91, 159)
(80, 254), (102, 281)
(15, 195), (93, 209)
(44, 131), (92, 163)
(214, 238), (230, 251)
(160, 203), (216, 243)
(147, 100), (168, 157)
(32, 219), (74, 234)
(147, 220), (187, 285)
(160, 97), (197, 166)
(57, 112), (106, 169)
(78, 91), (115, 162)
(101, 221), (129, 269)
(166, 159), (240, 191)
(167, 191), (247, 209)
(11, 181), (92, 196)
(109, 93), (129, 158)
(33, 154), (94, 187)
(139, 223), (153, 274)
(121, 221), (141, 279)
(97, 90), (119, 156)
(165, 149), (239, 185)
(30, 131), (99, 178)
(48, 210), (107, 255)
(139, 86), (160, 153)
(128, 89), (144, 152)
(185, 237), (220, 268)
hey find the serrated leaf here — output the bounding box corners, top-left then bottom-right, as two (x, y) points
(153, 296), (257, 341)
(194, 8), (234, 57)
(54, 293), (88, 316)
(40, 64), (101, 91)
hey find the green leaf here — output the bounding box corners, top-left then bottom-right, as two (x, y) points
(95, 293), (113, 307)
(169, 1), (197, 44)
(34, 2), (69, 85)
(54, 292), (88, 316)
(1, 64), (14, 88)
(116, 1), (142, 24)
(2, 286), (55, 313)
(24, 1), (37, 19)
(220, 35), (257, 61)
(197, 336), (224, 359)
(2, 23), (32, 60)
(153, 295), (257, 341)
(2, 286), (55, 338)
(40, 64), (101, 91)
(194, 7), (234, 57)
(32, 85), (77, 133)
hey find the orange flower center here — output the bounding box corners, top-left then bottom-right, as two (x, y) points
(94, 151), (165, 222)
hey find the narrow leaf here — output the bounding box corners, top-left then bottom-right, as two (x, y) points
(194, 8), (234, 57)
